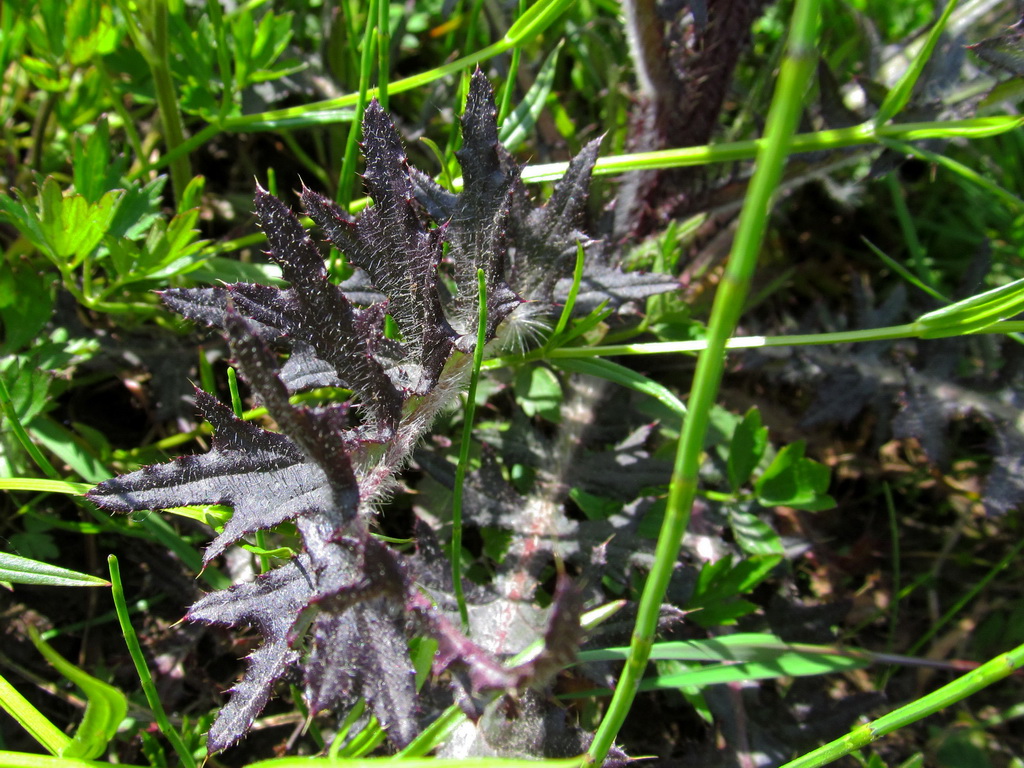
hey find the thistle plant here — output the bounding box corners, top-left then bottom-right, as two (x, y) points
(85, 69), (648, 754)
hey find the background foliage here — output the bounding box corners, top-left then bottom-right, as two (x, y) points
(2, 0), (1024, 766)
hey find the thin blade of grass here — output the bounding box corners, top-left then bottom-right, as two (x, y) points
(0, 478), (93, 494)
(0, 552), (110, 587)
(552, 358), (685, 418)
(641, 655), (866, 690)
(451, 269), (490, 631)
(498, 42), (561, 152)
(0, 674), (73, 757)
(108, 555), (196, 768)
(914, 276), (1024, 337)
(27, 626), (126, 760)
(873, 0), (958, 126)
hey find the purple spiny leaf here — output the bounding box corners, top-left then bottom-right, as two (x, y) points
(253, 188), (404, 432)
(187, 555), (315, 752)
(225, 312), (360, 521)
(89, 72), (604, 757)
(88, 389), (338, 564)
(509, 136), (602, 303)
(447, 69), (523, 345)
(353, 601), (419, 746)
(160, 285), (287, 345)
(304, 106), (456, 391)
(408, 166), (457, 221)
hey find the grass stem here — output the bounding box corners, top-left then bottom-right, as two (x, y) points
(450, 269), (489, 632)
(585, 0), (820, 759)
(108, 555), (197, 768)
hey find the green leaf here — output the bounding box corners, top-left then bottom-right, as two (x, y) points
(178, 174), (206, 214)
(580, 633), (874, 688)
(64, 0), (119, 65)
(0, 552), (109, 587)
(755, 441), (835, 511)
(0, 671), (72, 756)
(687, 554), (782, 627)
(28, 417), (109, 483)
(0, 266), (55, 354)
(37, 178), (124, 266)
(0, 357), (54, 426)
(514, 365), (563, 422)
(72, 117), (123, 204)
(727, 407), (768, 491)
(569, 487), (623, 520)
(638, 651), (866, 689)
(109, 207), (207, 281)
(28, 626), (127, 759)
(873, 0), (957, 126)
(499, 43), (561, 152)
(728, 506), (784, 556)
(914, 277), (1024, 338)
(553, 357), (686, 418)
(106, 176), (167, 241)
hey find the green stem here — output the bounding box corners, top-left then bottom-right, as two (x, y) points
(450, 269), (489, 632)
(585, 0), (819, 760)
(377, 0), (390, 111)
(515, 116), (1024, 185)
(145, 0), (192, 206)
(0, 377), (60, 480)
(497, 0), (527, 125)
(778, 642), (1024, 768)
(482, 319), (1024, 371)
(108, 555), (197, 768)
(338, 0), (379, 207)
(0, 672), (70, 756)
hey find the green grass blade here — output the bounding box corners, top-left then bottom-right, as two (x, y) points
(27, 626), (126, 760)
(451, 269), (490, 632)
(873, 0), (957, 126)
(0, 755), (147, 768)
(249, 760), (582, 768)
(861, 238), (947, 303)
(547, 241), (586, 344)
(498, 42), (561, 152)
(641, 655), (865, 688)
(552, 358), (686, 417)
(0, 673), (72, 756)
(778, 641), (1024, 768)
(0, 377), (60, 481)
(108, 555), (197, 768)
(0, 552), (110, 587)
(913, 276), (1024, 337)
(0, 478), (93, 494)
